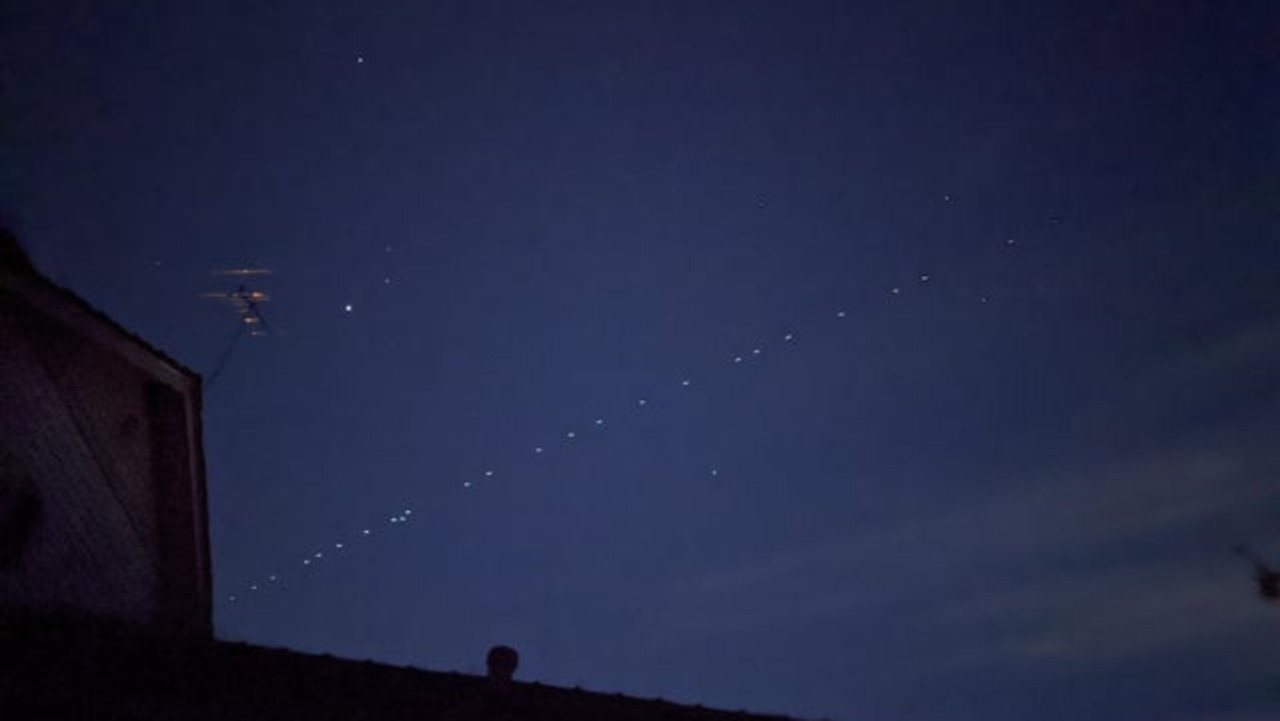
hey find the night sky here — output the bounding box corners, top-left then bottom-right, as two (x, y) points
(3, 2), (1279, 719)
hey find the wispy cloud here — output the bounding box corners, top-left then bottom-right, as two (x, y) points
(655, 312), (1280, 685)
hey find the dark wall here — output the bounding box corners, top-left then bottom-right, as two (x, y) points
(0, 277), (209, 637)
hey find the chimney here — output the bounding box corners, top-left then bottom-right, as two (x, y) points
(486, 645), (519, 682)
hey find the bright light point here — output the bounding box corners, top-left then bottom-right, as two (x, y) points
(344, 304), (353, 312)
(390, 516), (399, 523)
(404, 509), (412, 515)
(752, 348), (761, 355)
(356, 55), (364, 64)
(534, 447), (544, 453)
(383, 277), (392, 284)
(229, 595), (237, 602)
(710, 468), (719, 477)
(566, 431), (576, 438)
(638, 398), (647, 406)
(335, 542), (344, 549)
(890, 287), (901, 294)
(919, 274), (930, 282)
(463, 481), (472, 488)
(484, 470), (494, 477)
(268, 575), (277, 581)
(303, 559), (311, 565)
(361, 529), (371, 535)
(784, 333), (793, 341)
(250, 584), (258, 591)
(1006, 238), (1016, 245)
(314, 552), (323, 558)
(980, 296), (990, 304)
(944, 194), (953, 202)
(836, 311), (847, 318)
(681, 379), (691, 386)
(733, 356), (743, 363)
(595, 419), (604, 426)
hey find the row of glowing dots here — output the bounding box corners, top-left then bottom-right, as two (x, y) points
(228, 243), (1018, 602)
(457, 260), (1009, 488)
(226, 509), (415, 602)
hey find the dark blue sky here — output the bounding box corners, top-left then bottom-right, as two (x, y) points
(4, 2), (1278, 718)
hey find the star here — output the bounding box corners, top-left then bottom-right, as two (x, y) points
(534, 446), (544, 453)
(919, 274), (930, 282)
(681, 379), (691, 386)
(594, 419), (605, 426)
(638, 398), (648, 406)
(566, 431), (576, 439)
(249, 584), (258, 591)
(484, 470), (495, 477)
(361, 529), (371, 535)
(836, 310), (847, 318)
(344, 304), (353, 313)
(229, 595), (238, 602)
(733, 356), (743, 364)
(335, 542), (344, 549)
(890, 287), (901, 295)
(783, 333), (794, 341)
(463, 481), (472, 488)
(356, 55), (364, 64)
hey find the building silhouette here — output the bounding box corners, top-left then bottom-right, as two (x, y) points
(0, 230), (803, 721)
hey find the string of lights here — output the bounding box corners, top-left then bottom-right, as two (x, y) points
(224, 215), (1048, 606)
